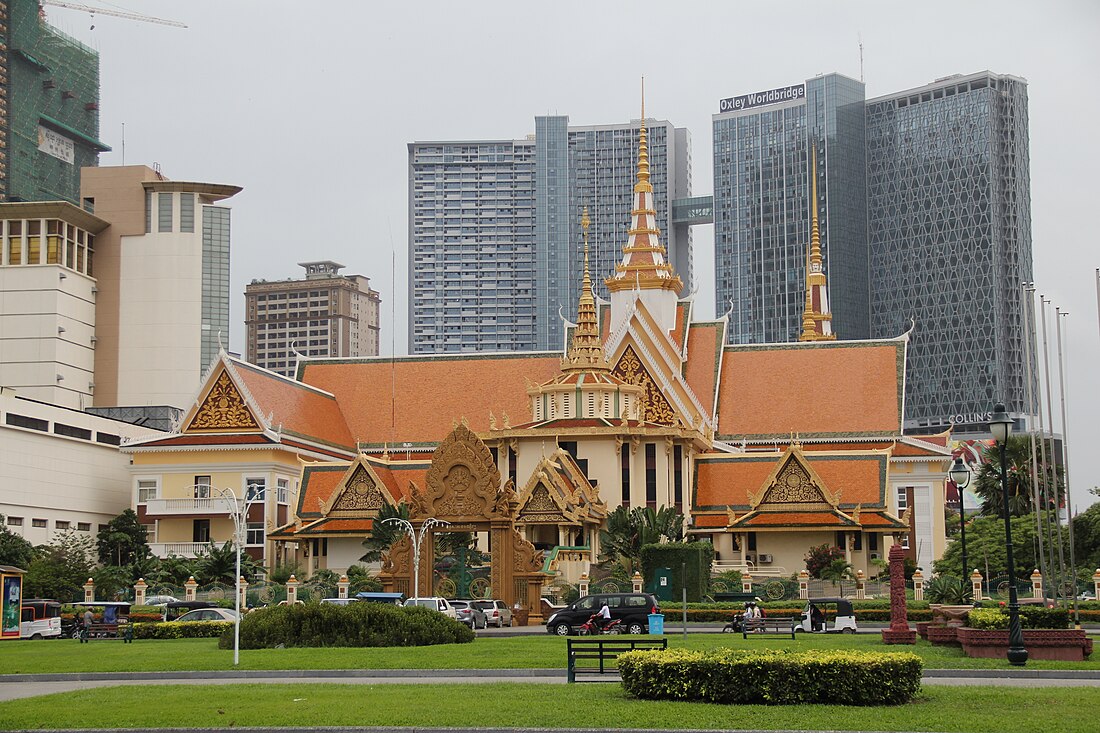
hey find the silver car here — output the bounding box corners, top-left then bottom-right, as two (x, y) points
(473, 599), (513, 627)
(450, 600), (488, 629)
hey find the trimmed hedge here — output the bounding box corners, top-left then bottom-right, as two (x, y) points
(132, 621), (232, 639)
(220, 602), (475, 649)
(967, 606), (1070, 630)
(641, 542), (714, 602)
(619, 648), (922, 706)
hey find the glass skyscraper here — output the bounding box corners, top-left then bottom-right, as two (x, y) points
(866, 72), (1034, 432)
(712, 74), (867, 344)
(409, 116), (691, 354)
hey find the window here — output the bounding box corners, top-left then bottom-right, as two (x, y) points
(193, 519), (210, 543)
(246, 479), (266, 501)
(644, 443), (657, 507)
(158, 193), (173, 232)
(896, 486), (908, 510)
(55, 520), (70, 530)
(246, 523), (264, 545)
(277, 478), (289, 504)
(6, 413), (48, 431)
(32, 519), (47, 528)
(747, 532), (757, 552)
(77, 522), (91, 532)
(901, 535), (910, 550)
(137, 479), (158, 503)
(620, 449), (631, 506)
(180, 193), (195, 233)
(6, 517), (22, 527)
(54, 423), (92, 440)
(194, 476), (211, 499)
(673, 445), (683, 507)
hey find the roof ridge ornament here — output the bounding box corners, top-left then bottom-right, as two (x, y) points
(800, 142), (836, 341)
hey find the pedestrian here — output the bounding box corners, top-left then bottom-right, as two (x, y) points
(82, 607), (93, 632)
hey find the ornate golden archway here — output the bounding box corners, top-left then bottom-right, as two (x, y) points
(379, 423), (547, 622)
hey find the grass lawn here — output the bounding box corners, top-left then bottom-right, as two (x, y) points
(0, 683), (1097, 732)
(2, 633), (1097, 674)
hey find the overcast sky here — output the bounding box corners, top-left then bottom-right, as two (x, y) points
(46, 0), (1100, 510)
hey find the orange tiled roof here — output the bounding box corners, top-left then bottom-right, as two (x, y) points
(370, 462), (427, 503)
(231, 360), (355, 450)
(296, 517), (374, 534)
(297, 465), (347, 518)
(693, 514), (729, 528)
(298, 353), (561, 447)
(892, 440), (952, 458)
(693, 452), (889, 510)
(729, 509), (857, 529)
(668, 301), (689, 352)
(857, 510), (908, 529)
(682, 322), (724, 420)
(716, 339), (904, 440)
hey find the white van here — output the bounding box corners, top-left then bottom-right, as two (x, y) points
(404, 597), (457, 619)
(20, 599), (62, 639)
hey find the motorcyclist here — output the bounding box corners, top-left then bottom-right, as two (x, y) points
(595, 600), (612, 631)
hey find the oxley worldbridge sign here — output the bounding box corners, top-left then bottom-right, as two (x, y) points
(719, 84), (806, 113)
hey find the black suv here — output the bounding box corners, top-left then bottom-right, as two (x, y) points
(545, 592), (659, 635)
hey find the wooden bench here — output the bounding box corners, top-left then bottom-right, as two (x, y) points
(566, 637), (667, 683)
(742, 617), (797, 639)
(79, 622), (133, 643)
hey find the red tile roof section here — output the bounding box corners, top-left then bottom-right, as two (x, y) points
(717, 341), (903, 438)
(683, 323), (722, 420)
(694, 453), (887, 509)
(299, 355), (562, 445)
(297, 467), (345, 517)
(231, 361), (355, 449)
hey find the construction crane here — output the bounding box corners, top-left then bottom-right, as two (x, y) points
(40, 1), (187, 28)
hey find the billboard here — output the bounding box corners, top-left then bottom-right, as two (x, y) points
(719, 84), (806, 114)
(1, 574), (22, 639)
(38, 125), (75, 165)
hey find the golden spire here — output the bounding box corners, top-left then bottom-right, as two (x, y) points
(801, 143), (835, 341)
(563, 207), (610, 372)
(605, 81), (682, 295)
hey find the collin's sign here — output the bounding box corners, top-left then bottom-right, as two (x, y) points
(719, 84), (806, 113)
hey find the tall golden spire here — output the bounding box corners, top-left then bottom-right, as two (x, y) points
(801, 143), (835, 341)
(606, 80), (682, 294)
(563, 207), (610, 372)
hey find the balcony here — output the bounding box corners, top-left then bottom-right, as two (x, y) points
(143, 497), (236, 517)
(149, 542), (211, 559)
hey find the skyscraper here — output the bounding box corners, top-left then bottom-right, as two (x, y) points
(866, 71), (1033, 433)
(712, 74), (867, 344)
(245, 261), (381, 378)
(409, 114), (691, 354)
(0, 0), (109, 204)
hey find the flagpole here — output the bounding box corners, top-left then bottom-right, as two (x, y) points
(1056, 308), (1080, 626)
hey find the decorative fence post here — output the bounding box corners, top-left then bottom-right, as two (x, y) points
(286, 575), (299, 605)
(133, 578), (147, 606)
(578, 573), (589, 598)
(631, 572), (643, 594)
(1093, 569), (1100, 601)
(742, 572), (753, 595)
(238, 576), (249, 610)
(971, 570), (984, 602)
(912, 569), (924, 601)
(184, 576), (198, 601)
(83, 578), (95, 603)
(337, 575), (350, 600)
(798, 570), (809, 600)
(1031, 569), (1043, 600)
(856, 569), (866, 600)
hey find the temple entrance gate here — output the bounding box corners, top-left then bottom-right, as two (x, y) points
(379, 423), (547, 623)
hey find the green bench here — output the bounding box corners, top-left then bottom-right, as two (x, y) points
(742, 616), (797, 639)
(566, 637), (667, 683)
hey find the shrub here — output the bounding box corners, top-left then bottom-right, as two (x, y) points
(220, 602), (474, 649)
(966, 606), (1070, 630)
(925, 575), (972, 604)
(640, 542), (714, 601)
(619, 648), (922, 706)
(133, 621), (232, 639)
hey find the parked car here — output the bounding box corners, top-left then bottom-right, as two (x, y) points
(175, 607), (239, 622)
(545, 592), (659, 635)
(144, 595), (179, 606)
(161, 601), (218, 621)
(355, 592), (406, 605)
(1078, 591), (1096, 601)
(450, 600), (487, 629)
(20, 599), (62, 639)
(404, 597), (457, 619)
(320, 598), (359, 606)
(473, 599), (513, 627)
(797, 598), (857, 634)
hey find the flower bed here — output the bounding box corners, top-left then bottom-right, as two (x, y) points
(956, 627), (1093, 661)
(925, 625), (959, 646)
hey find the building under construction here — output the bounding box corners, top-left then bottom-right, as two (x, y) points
(0, 0), (108, 204)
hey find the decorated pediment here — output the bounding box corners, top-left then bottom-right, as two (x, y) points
(187, 369), (260, 432)
(323, 460), (396, 516)
(409, 422), (514, 521)
(515, 451), (606, 526)
(749, 446), (840, 510)
(612, 345), (677, 426)
(518, 482), (568, 524)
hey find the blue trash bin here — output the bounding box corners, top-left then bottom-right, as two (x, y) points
(647, 613), (665, 635)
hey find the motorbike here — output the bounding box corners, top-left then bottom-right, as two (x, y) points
(722, 612), (745, 633)
(577, 613), (622, 635)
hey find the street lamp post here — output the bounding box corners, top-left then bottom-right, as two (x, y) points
(989, 403), (1028, 666)
(949, 457), (972, 590)
(381, 517), (449, 599)
(213, 484), (262, 667)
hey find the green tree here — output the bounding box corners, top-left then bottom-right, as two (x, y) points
(1071, 501), (1100, 571)
(23, 531), (95, 601)
(194, 541), (260, 584)
(0, 515), (34, 569)
(819, 557), (853, 595)
(96, 509), (151, 566)
(157, 554), (199, 585)
(359, 502), (410, 563)
(932, 511), (1055, 580)
(975, 436), (1063, 517)
(598, 506), (684, 575)
(803, 544), (846, 578)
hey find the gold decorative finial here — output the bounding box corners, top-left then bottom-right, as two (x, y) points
(636, 77), (650, 192)
(563, 206), (610, 372)
(800, 142), (836, 341)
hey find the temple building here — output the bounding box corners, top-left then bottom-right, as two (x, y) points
(121, 100), (950, 602)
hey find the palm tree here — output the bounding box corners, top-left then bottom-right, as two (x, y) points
(975, 436), (1064, 517)
(598, 506), (685, 574)
(819, 557), (853, 596)
(359, 502), (410, 563)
